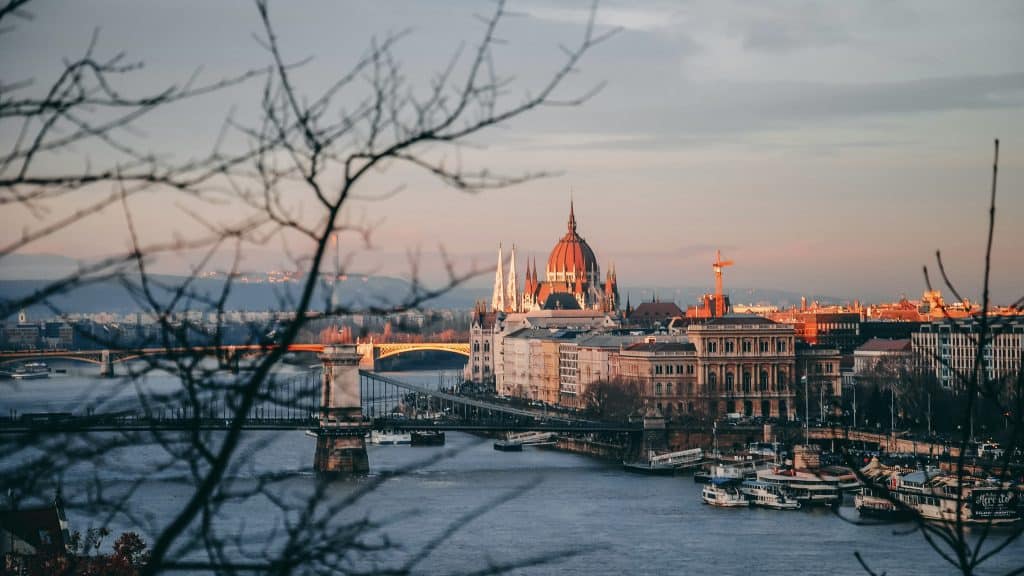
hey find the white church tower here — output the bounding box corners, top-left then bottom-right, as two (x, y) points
(506, 244), (520, 313)
(491, 243), (505, 312)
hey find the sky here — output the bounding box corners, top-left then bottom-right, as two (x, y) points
(2, 0), (1023, 304)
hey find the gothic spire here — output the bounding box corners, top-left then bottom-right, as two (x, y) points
(568, 196), (577, 234)
(507, 244), (520, 312)
(491, 243), (505, 312)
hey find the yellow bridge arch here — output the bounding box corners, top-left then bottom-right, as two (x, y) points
(373, 343), (470, 360)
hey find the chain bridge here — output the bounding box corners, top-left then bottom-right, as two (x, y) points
(0, 344), (638, 474)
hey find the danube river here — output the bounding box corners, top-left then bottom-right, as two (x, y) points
(3, 365), (1023, 575)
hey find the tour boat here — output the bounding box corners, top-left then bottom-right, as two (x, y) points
(701, 484), (749, 508)
(368, 430), (411, 445)
(741, 480), (801, 510)
(410, 431), (445, 446)
(622, 459), (677, 475)
(624, 448), (703, 475)
(12, 362), (50, 380)
(755, 468), (841, 507)
(889, 469), (1021, 526)
(493, 439), (524, 452)
(854, 487), (911, 520)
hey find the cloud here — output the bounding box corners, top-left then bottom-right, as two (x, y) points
(521, 2), (682, 32)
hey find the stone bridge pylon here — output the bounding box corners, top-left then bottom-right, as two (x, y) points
(313, 344), (370, 475)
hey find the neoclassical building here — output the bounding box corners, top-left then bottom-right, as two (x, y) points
(614, 316), (842, 421)
(491, 201), (618, 313)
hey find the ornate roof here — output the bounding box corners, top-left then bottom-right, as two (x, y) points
(546, 201), (598, 282)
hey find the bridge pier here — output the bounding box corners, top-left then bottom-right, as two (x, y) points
(99, 350), (114, 377)
(629, 406), (667, 460)
(314, 344), (369, 475)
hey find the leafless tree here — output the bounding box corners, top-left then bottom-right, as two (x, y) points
(0, 0), (616, 573)
(833, 141), (1024, 576)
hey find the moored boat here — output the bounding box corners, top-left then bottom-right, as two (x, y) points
(369, 430), (411, 445)
(741, 480), (801, 510)
(755, 468), (840, 507)
(702, 484), (749, 508)
(410, 431), (445, 446)
(889, 469), (1021, 526)
(854, 488), (911, 520)
(622, 460), (677, 475)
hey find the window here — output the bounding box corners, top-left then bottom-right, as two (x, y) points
(725, 372), (734, 391)
(778, 372), (787, 388)
(708, 371), (717, 390)
(826, 363), (833, 373)
(666, 382), (673, 395)
(760, 340), (769, 353)
(760, 371), (769, 391)
(725, 340), (735, 353)
(686, 364), (695, 375)
(655, 365), (663, 375)
(656, 382), (663, 395)
(707, 341), (718, 353)
(483, 342), (489, 352)
(742, 372), (752, 392)
(742, 340), (752, 353)
(776, 339), (786, 353)
(473, 342), (480, 352)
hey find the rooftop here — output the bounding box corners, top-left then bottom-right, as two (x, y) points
(856, 338), (912, 353)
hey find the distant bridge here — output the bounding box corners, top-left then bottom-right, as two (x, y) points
(0, 341), (469, 375)
(0, 370), (636, 435)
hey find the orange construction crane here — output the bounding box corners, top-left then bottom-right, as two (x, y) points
(712, 249), (734, 317)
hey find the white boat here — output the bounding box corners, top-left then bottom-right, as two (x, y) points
(701, 484), (749, 508)
(741, 480), (801, 510)
(12, 362), (50, 380)
(755, 469), (840, 506)
(368, 430), (411, 445)
(891, 469), (1020, 526)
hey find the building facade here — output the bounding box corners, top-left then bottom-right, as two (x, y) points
(912, 316), (1024, 389)
(687, 316), (799, 420)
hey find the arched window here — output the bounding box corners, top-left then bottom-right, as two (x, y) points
(483, 341), (489, 352)
(742, 372), (751, 392)
(725, 372), (734, 391)
(778, 372), (787, 389)
(666, 382), (673, 395)
(655, 382), (663, 396)
(708, 371), (717, 391)
(760, 371), (769, 391)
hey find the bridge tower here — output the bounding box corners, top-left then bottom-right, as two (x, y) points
(313, 344), (370, 475)
(356, 341), (379, 371)
(99, 350), (114, 377)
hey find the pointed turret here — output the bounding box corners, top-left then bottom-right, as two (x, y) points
(491, 243), (505, 312)
(568, 198), (577, 234)
(506, 244), (520, 312)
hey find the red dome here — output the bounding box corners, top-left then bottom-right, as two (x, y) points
(546, 202), (599, 283)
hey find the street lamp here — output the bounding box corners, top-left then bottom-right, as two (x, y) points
(801, 375), (808, 445)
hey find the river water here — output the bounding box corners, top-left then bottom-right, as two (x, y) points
(2, 364), (1022, 575)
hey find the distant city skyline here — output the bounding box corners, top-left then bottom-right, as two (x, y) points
(2, 0), (1023, 303)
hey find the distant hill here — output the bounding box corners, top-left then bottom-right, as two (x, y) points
(0, 253), (84, 280)
(0, 275), (487, 316)
(0, 254), (840, 316)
